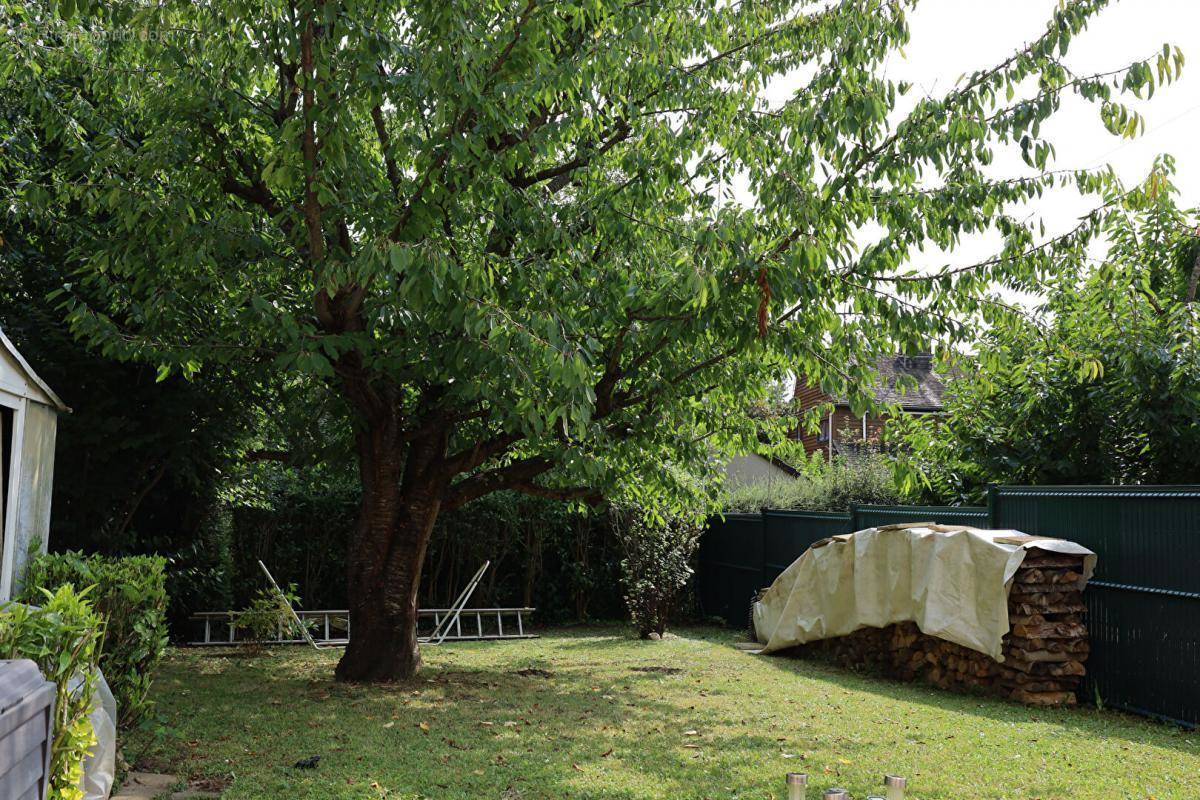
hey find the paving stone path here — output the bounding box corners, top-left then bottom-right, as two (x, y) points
(111, 772), (221, 800)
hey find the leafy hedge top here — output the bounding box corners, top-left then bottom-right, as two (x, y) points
(21, 551), (169, 729)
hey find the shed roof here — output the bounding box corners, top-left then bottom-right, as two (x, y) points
(0, 326), (70, 413)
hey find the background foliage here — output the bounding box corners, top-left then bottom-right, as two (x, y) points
(895, 162), (1200, 504)
(721, 451), (901, 512)
(0, 230), (258, 557)
(217, 484), (626, 625)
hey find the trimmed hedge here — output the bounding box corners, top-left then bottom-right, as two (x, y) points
(0, 585), (103, 800)
(21, 552), (169, 729)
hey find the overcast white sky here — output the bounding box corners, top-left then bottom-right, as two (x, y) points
(763, 0), (1200, 278)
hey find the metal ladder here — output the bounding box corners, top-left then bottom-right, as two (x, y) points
(187, 606), (537, 646)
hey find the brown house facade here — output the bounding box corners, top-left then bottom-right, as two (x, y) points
(792, 354), (949, 460)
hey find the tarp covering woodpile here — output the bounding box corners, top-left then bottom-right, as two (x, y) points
(752, 523), (1096, 662)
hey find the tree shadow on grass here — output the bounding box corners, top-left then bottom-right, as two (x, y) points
(146, 648), (805, 800)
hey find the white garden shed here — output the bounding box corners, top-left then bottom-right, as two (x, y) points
(0, 327), (68, 601)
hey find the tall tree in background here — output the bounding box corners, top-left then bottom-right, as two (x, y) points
(895, 159), (1200, 503)
(0, 104), (259, 556)
(2, 0), (1180, 679)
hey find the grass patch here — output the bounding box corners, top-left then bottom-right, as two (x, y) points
(127, 626), (1199, 799)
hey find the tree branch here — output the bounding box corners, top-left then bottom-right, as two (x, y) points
(1186, 229), (1200, 303)
(367, 97), (400, 195)
(442, 431), (525, 477)
(442, 455), (554, 510)
(508, 120), (632, 191)
(512, 481), (602, 504)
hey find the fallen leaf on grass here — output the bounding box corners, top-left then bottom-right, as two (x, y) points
(601, 748), (614, 758)
(417, 721), (430, 732)
(572, 763), (584, 772)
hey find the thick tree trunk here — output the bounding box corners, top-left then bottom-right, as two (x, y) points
(335, 416), (445, 682)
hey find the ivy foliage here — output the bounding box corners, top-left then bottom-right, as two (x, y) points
(0, 586), (102, 800)
(0, 0), (1182, 515)
(894, 159), (1200, 504)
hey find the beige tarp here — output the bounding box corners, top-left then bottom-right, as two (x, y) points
(752, 524), (1096, 662)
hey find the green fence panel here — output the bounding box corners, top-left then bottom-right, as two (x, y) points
(991, 485), (1200, 726)
(762, 510), (850, 584)
(697, 513), (764, 628)
(851, 504), (988, 531)
(699, 488), (1200, 725)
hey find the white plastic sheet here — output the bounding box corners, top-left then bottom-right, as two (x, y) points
(83, 669), (117, 800)
(752, 524), (1096, 661)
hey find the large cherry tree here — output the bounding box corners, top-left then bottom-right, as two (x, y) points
(3, 0), (1179, 679)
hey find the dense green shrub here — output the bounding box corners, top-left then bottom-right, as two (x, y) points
(21, 552), (169, 729)
(611, 506), (703, 639)
(721, 451), (900, 512)
(225, 481), (355, 611)
(220, 485), (624, 625)
(0, 585), (103, 800)
(162, 535), (234, 636)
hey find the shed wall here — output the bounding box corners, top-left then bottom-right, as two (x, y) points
(8, 404), (56, 598)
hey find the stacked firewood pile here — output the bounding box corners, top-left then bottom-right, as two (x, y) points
(806, 548), (1090, 706)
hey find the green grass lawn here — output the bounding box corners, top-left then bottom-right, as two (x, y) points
(127, 626), (1199, 799)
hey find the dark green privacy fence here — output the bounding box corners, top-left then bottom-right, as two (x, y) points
(990, 485), (1200, 726)
(697, 485), (1200, 727)
(698, 504), (986, 631)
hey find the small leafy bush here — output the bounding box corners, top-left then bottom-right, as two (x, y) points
(0, 585), (103, 800)
(233, 583), (310, 653)
(611, 506), (703, 639)
(21, 552), (169, 729)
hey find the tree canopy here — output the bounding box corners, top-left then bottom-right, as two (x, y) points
(2, 0), (1182, 678)
(895, 159), (1200, 504)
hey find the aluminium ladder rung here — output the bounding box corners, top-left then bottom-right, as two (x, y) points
(188, 607), (537, 646)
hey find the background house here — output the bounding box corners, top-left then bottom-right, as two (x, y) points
(792, 353), (948, 460)
(0, 327), (68, 601)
